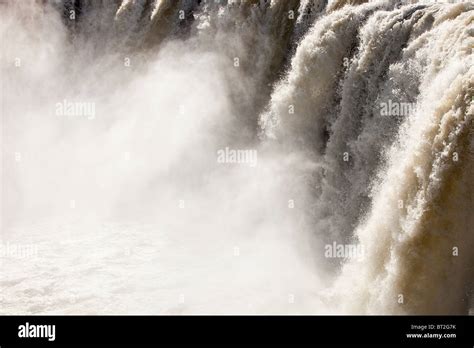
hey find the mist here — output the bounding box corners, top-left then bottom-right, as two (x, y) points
(1, 0), (329, 314)
(1, 0), (473, 315)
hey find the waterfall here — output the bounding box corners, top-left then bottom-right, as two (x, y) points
(1, 0), (472, 314)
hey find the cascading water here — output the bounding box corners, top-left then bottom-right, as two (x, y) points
(0, 0), (472, 314)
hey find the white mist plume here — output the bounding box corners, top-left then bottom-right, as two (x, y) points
(1, 0), (326, 314)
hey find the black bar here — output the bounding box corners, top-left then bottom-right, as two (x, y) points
(0, 315), (472, 346)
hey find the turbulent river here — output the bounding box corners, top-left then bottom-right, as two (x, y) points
(1, 0), (473, 314)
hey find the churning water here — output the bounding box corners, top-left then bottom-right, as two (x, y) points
(1, 0), (473, 314)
